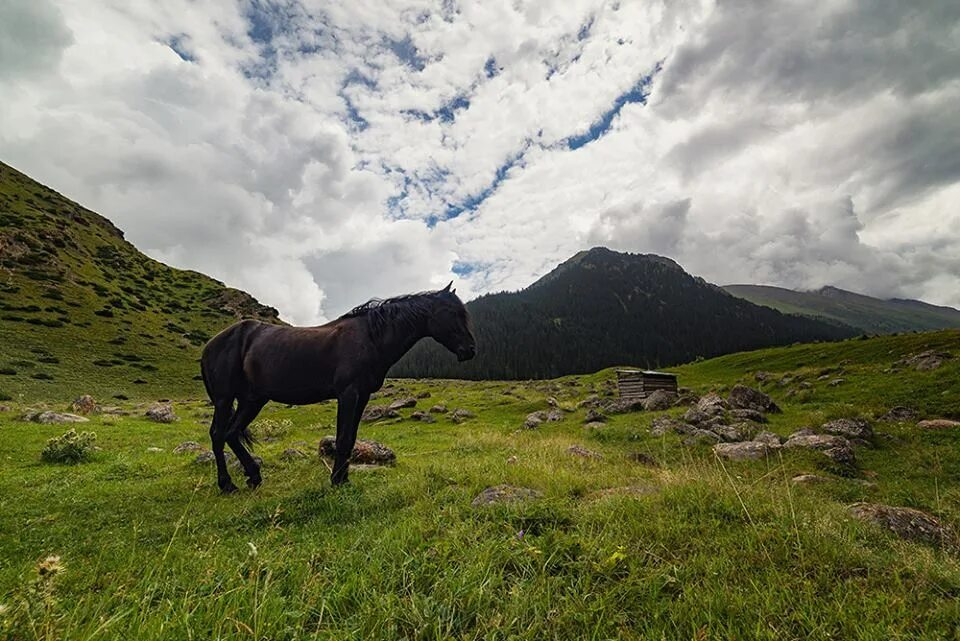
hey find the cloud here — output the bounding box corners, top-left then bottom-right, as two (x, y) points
(0, 0), (958, 324)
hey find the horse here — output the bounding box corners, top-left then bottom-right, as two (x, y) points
(199, 282), (475, 493)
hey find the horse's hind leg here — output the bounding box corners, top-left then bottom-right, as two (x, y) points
(226, 398), (266, 489)
(210, 399), (238, 493)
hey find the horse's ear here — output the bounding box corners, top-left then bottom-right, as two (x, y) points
(443, 281), (453, 292)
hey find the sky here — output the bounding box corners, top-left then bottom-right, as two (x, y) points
(1, 0), (958, 324)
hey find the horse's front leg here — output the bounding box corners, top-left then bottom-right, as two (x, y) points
(331, 387), (370, 486)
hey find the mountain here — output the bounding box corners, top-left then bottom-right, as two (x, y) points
(392, 247), (858, 379)
(0, 161), (281, 401)
(723, 284), (960, 335)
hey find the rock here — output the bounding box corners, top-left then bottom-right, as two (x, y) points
(584, 408), (607, 423)
(318, 437), (396, 465)
(24, 410), (90, 424)
(506, 455), (518, 465)
(755, 371), (774, 382)
(229, 454), (262, 470)
(642, 390), (677, 411)
(70, 395), (98, 415)
(918, 419), (960, 430)
(567, 444), (602, 459)
(727, 385), (781, 414)
(713, 441), (775, 461)
(792, 474), (830, 485)
(576, 395), (601, 409)
(416, 391), (431, 399)
(0, 405), (10, 412)
(546, 409), (564, 422)
(822, 418), (873, 440)
(450, 409), (474, 423)
(627, 451), (658, 466)
(828, 378), (845, 387)
(753, 431), (784, 447)
(602, 398), (646, 414)
(730, 408), (767, 423)
(428, 404), (448, 414)
(784, 433), (856, 465)
(146, 447), (164, 453)
(193, 450), (216, 464)
(361, 405), (400, 422)
(524, 411), (545, 429)
(713, 423), (754, 442)
(880, 406), (919, 422)
(145, 404), (177, 423)
(583, 421), (606, 431)
(173, 441), (205, 454)
(896, 350), (952, 372)
(683, 429), (721, 445)
(410, 411), (436, 423)
(849, 503), (958, 549)
(471, 485), (543, 507)
(546, 396), (559, 408)
(696, 393), (729, 416)
(280, 448), (307, 461)
(388, 397), (417, 411)
(787, 428), (816, 439)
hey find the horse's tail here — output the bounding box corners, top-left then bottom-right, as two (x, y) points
(238, 424), (257, 448)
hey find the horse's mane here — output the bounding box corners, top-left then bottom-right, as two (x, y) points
(340, 290), (446, 335)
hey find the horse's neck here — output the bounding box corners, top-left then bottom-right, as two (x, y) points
(375, 318), (428, 366)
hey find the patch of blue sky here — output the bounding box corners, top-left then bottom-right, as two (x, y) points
(484, 57), (499, 78)
(401, 94), (470, 124)
(387, 35), (428, 71)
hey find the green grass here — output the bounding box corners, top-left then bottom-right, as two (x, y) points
(1, 330), (960, 639)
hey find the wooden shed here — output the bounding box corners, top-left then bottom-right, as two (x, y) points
(616, 369), (678, 401)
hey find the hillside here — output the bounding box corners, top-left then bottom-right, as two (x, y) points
(724, 284), (960, 334)
(0, 161), (281, 402)
(393, 247), (858, 379)
(1, 330), (958, 639)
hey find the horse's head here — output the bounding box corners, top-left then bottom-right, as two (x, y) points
(428, 282), (476, 362)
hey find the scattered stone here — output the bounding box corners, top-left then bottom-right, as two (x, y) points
(627, 451), (658, 466)
(828, 378), (845, 387)
(193, 450), (216, 464)
(642, 390), (677, 411)
(880, 406), (919, 422)
(524, 411), (545, 429)
(753, 431), (784, 447)
(584, 408), (607, 423)
(583, 421), (606, 431)
(822, 418), (873, 440)
(730, 408), (767, 423)
(849, 503), (958, 549)
(416, 391), (431, 399)
(173, 441), (205, 454)
(146, 447), (164, 453)
(567, 444), (602, 459)
(450, 409), (474, 423)
(602, 398), (646, 414)
(410, 411), (436, 423)
(428, 404), (448, 414)
(896, 350), (952, 372)
(792, 474), (830, 485)
(280, 448), (308, 461)
(713, 423), (754, 442)
(682, 407), (708, 424)
(727, 384), (781, 414)
(683, 429), (721, 446)
(145, 404), (177, 423)
(70, 395), (98, 415)
(506, 455), (518, 465)
(787, 428), (816, 439)
(546, 396), (559, 408)
(918, 419), (960, 430)
(576, 395), (601, 410)
(696, 393), (729, 416)
(754, 371), (774, 382)
(229, 454), (262, 470)
(471, 484), (542, 507)
(388, 397), (417, 411)
(0, 405), (10, 412)
(784, 433), (856, 465)
(713, 441), (775, 461)
(361, 405), (400, 422)
(24, 411), (90, 424)
(318, 437), (396, 465)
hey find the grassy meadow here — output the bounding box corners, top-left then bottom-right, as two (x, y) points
(1, 330), (959, 640)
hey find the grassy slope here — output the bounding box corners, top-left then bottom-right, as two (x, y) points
(724, 284), (960, 334)
(1, 330), (959, 640)
(0, 161), (280, 403)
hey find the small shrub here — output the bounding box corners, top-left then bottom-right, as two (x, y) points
(250, 418), (293, 439)
(31, 372), (54, 381)
(41, 429), (97, 464)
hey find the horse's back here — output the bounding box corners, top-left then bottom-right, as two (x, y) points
(201, 319), (269, 399)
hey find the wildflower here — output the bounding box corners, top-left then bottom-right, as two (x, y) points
(247, 542), (258, 559)
(37, 555), (63, 577)
(515, 529), (525, 540)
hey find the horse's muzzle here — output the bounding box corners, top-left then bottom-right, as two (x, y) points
(457, 345), (476, 361)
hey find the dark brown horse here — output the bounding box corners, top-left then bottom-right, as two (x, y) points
(199, 283), (475, 492)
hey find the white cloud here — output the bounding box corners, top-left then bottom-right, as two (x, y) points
(1, 0), (958, 323)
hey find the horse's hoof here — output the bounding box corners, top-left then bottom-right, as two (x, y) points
(247, 476), (262, 489)
(220, 481), (239, 494)
(331, 476), (349, 487)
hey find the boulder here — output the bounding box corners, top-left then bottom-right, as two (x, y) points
(849, 503), (958, 549)
(280, 448), (308, 461)
(828, 378), (845, 387)
(627, 452), (658, 466)
(713, 441), (775, 461)
(602, 398), (646, 414)
(576, 395), (601, 410)
(318, 437), (396, 465)
(567, 444), (602, 459)
(361, 405), (400, 422)
(712, 423), (754, 442)
(416, 391), (431, 399)
(642, 390), (677, 411)
(727, 384), (781, 413)
(583, 421), (606, 431)
(880, 406), (918, 422)
(145, 404), (177, 423)
(388, 397), (417, 411)
(918, 419), (960, 430)
(471, 485), (542, 507)
(70, 395), (98, 415)
(784, 433), (856, 465)
(683, 407), (709, 424)
(896, 350), (951, 372)
(428, 404), (448, 414)
(753, 431), (784, 447)
(524, 411), (545, 429)
(450, 409), (475, 423)
(730, 408), (767, 423)
(822, 418), (873, 440)
(584, 408), (607, 423)
(696, 393), (729, 416)
(410, 411), (436, 423)
(173, 441), (205, 454)
(683, 429), (721, 445)
(24, 410), (90, 424)
(193, 451), (216, 464)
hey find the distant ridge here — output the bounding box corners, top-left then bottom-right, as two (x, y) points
(392, 247), (856, 379)
(723, 284), (960, 335)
